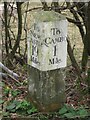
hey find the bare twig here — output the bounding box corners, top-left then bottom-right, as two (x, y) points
(25, 7), (43, 13)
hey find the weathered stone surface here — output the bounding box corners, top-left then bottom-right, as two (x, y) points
(27, 10), (68, 111)
(28, 66), (66, 112)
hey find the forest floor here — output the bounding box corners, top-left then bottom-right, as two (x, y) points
(1, 63), (90, 120)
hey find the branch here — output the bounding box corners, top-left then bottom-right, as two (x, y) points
(40, 0), (49, 11)
(0, 62), (19, 80)
(67, 37), (82, 80)
(66, 17), (84, 25)
(0, 72), (8, 78)
(69, 5), (85, 40)
(51, 1), (61, 13)
(25, 3), (76, 13)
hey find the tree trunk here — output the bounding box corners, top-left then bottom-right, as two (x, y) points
(82, 2), (90, 71)
(9, 2), (22, 60)
(87, 2), (90, 55)
(4, 2), (9, 55)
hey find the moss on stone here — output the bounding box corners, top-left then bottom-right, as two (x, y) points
(29, 10), (66, 27)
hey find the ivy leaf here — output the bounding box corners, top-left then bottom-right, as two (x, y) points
(6, 103), (16, 110)
(59, 105), (68, 115)
(64, 112), (75, 118)
(0, 100), (4, 104)
(3, 112), (10, 117)
(77, 109), (88, 117)
(27, 107), (37, 114)
(15, 103), (21, 110)
(20, 100), (30, 108)
(11, 90), (19, 97)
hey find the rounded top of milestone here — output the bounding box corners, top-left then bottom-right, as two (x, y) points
(29, 10), (67, 26)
